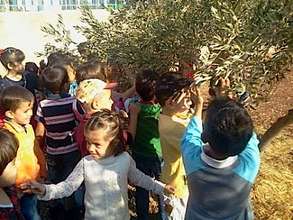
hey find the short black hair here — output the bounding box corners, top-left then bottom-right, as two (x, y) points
(0, 47), (25, 70)
(76, 61), (107, 83)
(25, 62), (39, 74)
(41, 66), (68, 94)
(0, 86), (34, 112)
(155, 72), (193, 106)
(0, 129), (19, 176)
(202, 97), (253, 157)
(135, 69), (158, 102)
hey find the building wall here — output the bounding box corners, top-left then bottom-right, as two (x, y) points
(0, 9), (110, 62)
(0, 0), (123, 11)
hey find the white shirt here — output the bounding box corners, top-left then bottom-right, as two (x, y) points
(39, 152), (165, 220)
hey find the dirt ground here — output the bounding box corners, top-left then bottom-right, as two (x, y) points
(250, 71), (293, 220)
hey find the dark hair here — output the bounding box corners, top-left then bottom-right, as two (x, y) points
(135, 69), (158, 102)
(0, 86), (34, 112)
(0, 129), (19, 176)
(47, 52), (73, 67)
(76, 61), (107, 83)
(41, 66), (69, 93)
(155, 72), (193, 106)
(25, 62), (39, 74)
(202, 97), (253, 157)
(85, 109), (127, 156)
(0, 47), (25, 70)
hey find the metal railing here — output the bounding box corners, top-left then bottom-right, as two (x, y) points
(0, 1), (126, 12)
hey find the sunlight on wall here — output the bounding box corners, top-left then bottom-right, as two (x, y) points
(0, 9), (110, 63)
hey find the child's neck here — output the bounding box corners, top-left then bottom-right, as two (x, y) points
(8, 120), (27, 132)
(6, 71), (22, 81)
(203, 144), (227, 160)
(140, 98), (156, 105)
(162, 108), (176, 117)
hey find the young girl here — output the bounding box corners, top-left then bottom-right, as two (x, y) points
(21, 109), (174, 220)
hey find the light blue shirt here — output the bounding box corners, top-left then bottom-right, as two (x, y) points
(181, 116), (260, 220)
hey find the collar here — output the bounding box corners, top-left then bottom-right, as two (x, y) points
(4, 120), (28, 133)
(200, 147), (238, 169)
(46, 91), (70, 100)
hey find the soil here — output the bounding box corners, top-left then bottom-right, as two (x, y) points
(250, 71), (293, 134)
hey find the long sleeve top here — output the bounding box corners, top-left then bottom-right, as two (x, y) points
(181, 116), (260, 220)
(39, 152), (165, 220)
(159, 114), (189, 198)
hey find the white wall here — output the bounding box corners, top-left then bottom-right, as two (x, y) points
(0, 9), (109, 63)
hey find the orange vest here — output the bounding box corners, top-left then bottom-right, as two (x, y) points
(4, 121), (46, 186)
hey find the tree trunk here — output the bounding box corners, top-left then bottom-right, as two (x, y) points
(259, 109), (293, 150)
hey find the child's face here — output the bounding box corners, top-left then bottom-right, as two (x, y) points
(93, 89), (113, 111)
(0, 159), (17, 187)
(66, 65), (76, 82)
(9, 101), (33, 125)
(9, 61), (24, 75)
(85, 129), (113, 159)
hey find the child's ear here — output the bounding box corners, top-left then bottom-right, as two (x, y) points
(91, 98), (100, 110)
(5, 110), (14, 119)
(7, 63), (14, 70)
(165, 97), (173, 107)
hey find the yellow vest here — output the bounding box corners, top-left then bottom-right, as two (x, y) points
(159, 114), (190, 198)
(4, 121), (45, 186)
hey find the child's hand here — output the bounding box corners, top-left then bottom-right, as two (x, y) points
(190, 83), (204, 107)
(210, 77), (234, 99)
(164, 184), (175, 195)
(129, 103), (140, 116)
(19, 181), (46, 196)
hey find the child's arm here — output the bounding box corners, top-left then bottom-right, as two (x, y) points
(233, 133), (260, 183)
(19, 158), (85, 200)
(35, 122), (45, 145)
(128, 156), (174, 195)
(112, 84), (136, 100)
(180, 85), (204, 175)
(128, 104), (140, 138)
(33, 140), (47, 179)
(35, 104), (45, 143)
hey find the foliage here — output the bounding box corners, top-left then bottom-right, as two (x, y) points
(38, 0), (292, 103)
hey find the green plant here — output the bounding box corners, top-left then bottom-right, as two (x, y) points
(38, 0), (293, 103)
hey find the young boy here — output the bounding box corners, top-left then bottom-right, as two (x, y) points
(181, 86), (260, 219)
(128, 69), (162, 220)
(155, 72), (193, 220)
(1, 86), (46, 220)
(0, 47), (38, 94)
(35, 65), (84, 219)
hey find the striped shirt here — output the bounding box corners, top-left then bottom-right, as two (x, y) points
(36, 94), (84, 155)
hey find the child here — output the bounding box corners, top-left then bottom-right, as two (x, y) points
(46, 52), (78, 96)
(35, 65), (84, 217)
(181, 86), (260, 219)
(128, 69), (162, 220)
(76, 61), (108, 84)
(0, 128), (24, 219)
(0, 47), (38, 94)
(75, 79), (116, 156)
(155, 72), (193, 220)
(1, 86), (46, 220)
(20, 109), (174, 220)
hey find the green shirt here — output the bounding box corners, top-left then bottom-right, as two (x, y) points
(133, 103), (162, 157)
